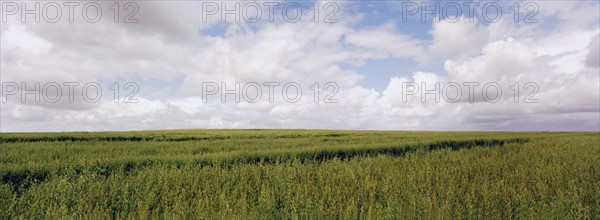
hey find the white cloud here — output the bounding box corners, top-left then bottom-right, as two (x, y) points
(1, 1), (599, 132)
(586, 33), (600, 68)
(345, 22), (429, 62)
(429, 17), (488, 60)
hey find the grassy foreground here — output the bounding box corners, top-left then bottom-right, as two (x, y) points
(0, 130), (598, 218)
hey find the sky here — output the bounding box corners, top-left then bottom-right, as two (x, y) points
(0, 0), (599, 132)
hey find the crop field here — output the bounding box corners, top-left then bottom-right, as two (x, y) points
(0, 130), (598, 218)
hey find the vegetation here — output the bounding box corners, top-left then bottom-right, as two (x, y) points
(0, 130), (598, 218)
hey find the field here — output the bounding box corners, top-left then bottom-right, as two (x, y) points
(0, 130), (598, 218)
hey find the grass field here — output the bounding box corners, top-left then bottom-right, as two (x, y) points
(0, 130), (598, 218)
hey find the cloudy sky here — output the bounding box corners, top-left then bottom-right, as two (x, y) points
(1, 0), (599, 132)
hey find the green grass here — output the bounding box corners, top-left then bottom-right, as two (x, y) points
(0, 130), (598, 218)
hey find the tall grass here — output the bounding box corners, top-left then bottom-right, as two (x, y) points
(0, 130), (598, 218)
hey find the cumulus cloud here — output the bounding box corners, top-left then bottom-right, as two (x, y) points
(1, 1), (599, 132)
(345, 22), (429, 62)
(587, 34), (600, 68)
(429, 17), (488, 60)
